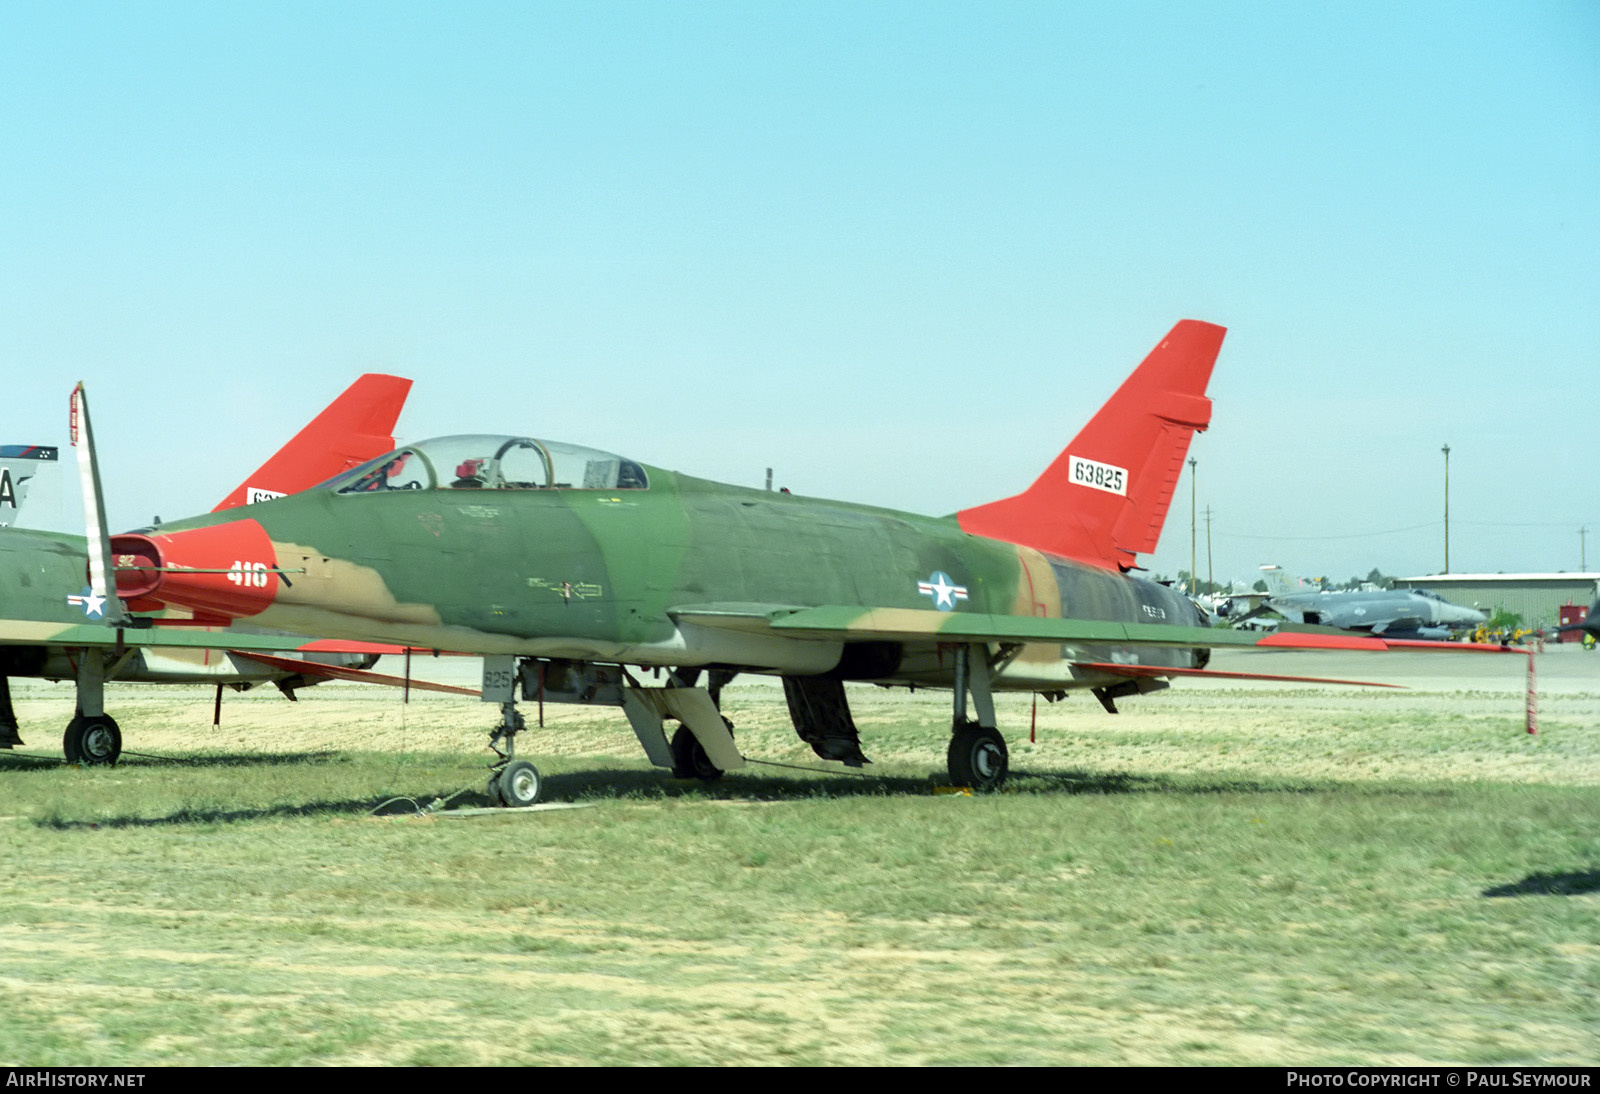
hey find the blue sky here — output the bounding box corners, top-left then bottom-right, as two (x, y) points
(3, 1), (1596, 585)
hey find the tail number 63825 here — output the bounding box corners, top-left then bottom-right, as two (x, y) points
(1068, 456), (1128, 496)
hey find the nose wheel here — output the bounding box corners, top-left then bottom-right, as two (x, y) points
(491, 759), (542, 808)
(486, 701), (543, 807)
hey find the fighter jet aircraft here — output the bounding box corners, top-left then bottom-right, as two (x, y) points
(0, 373), (446, 764)
(79, 321), (1427, 803)
(1227, 564), (1487, 640)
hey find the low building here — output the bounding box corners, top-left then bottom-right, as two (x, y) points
(1394, 573), (1600, 632)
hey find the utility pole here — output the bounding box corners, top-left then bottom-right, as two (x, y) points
(1205, 505), (1214, 597)
(1582, 526), (1588, 571)
(1441, 444), (1451, 573)
(1188, 456), (1197, 595)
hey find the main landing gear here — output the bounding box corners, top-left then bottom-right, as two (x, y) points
(665, 667), (737, 782)
(64, 713), (122, 766)
(2, 655), (128, 766)
(948, 721), (1008, 791)
(64, 650), (128, 767)
(943, 643), (1017, 792)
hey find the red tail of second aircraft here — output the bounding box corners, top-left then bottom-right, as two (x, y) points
(211, 374), (412, 511)
(957, 320), (1224, 571)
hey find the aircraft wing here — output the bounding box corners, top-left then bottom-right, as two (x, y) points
(0, 616), (424, 663)
(0, 617), (310, 652)
(762, 605), (1256, 648)
(674, 603), (1517, 656)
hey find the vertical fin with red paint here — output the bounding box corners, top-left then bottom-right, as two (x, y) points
(957, 320), (1225, 571)
(211, 374), (412, 511)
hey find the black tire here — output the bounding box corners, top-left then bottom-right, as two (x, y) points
(947, 722), (1007, 791)
(670, 725), (722, 781)
(496, 760), (542, 807)
(64, 715), (122, 767)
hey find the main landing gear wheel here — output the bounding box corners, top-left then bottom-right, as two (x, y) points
(670, 725), (723, 782)
(63, 714), (122, 767)
(947, 721), (1008, 791)
(491, 760), (543, 808)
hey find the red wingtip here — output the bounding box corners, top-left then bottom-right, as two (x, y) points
(957, 320), (1225, 569)
(212, 374), (412, 511)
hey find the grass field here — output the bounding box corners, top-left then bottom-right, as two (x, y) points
(1, 670), (1596, 1066)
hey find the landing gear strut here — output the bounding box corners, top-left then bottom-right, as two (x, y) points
(486, 700), (542, 807)
(944, 643), (1015, 791)
(64, 651), (126, 766)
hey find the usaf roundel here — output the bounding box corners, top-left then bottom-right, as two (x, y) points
(917, 571), (969, 612)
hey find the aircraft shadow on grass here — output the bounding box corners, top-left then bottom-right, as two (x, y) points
(35, 796), (400, 829)
(22, 758), (1463, 829)
(521, 764), (1342, 802)
(1482, 871), (1600, 898)
(0, 750), (347, 772)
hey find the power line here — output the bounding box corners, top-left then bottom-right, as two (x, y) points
(1220, 518), (1600, 542)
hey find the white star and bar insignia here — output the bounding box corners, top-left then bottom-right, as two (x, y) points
(917, 571), (968, 611)
(67, 585), (107, 618)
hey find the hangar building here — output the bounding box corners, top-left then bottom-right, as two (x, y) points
(1394, 573), (1600, 632)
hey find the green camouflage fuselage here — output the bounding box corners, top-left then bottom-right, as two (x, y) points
(143, 461), (1207, 691)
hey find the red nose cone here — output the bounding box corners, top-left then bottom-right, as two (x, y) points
(108, 519), (280, 619)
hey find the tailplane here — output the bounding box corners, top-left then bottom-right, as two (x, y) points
(957, 320), (1225, 570)
(211, 374), (412, 510)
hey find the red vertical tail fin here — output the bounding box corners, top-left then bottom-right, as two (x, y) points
(211, 374), (412, 511)
(957, 320), (1224, 571)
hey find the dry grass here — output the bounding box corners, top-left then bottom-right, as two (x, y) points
(1, 661), (1596, 1066)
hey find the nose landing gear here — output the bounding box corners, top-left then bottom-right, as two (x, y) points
(486, 701), (542, 807)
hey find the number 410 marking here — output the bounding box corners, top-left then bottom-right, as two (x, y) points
(227, 561), (271, 588)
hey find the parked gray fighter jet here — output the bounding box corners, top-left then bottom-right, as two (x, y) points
(1223, 565), (1487, 640)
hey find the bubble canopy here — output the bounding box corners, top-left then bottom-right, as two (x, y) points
(329, 435), (649, 494)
